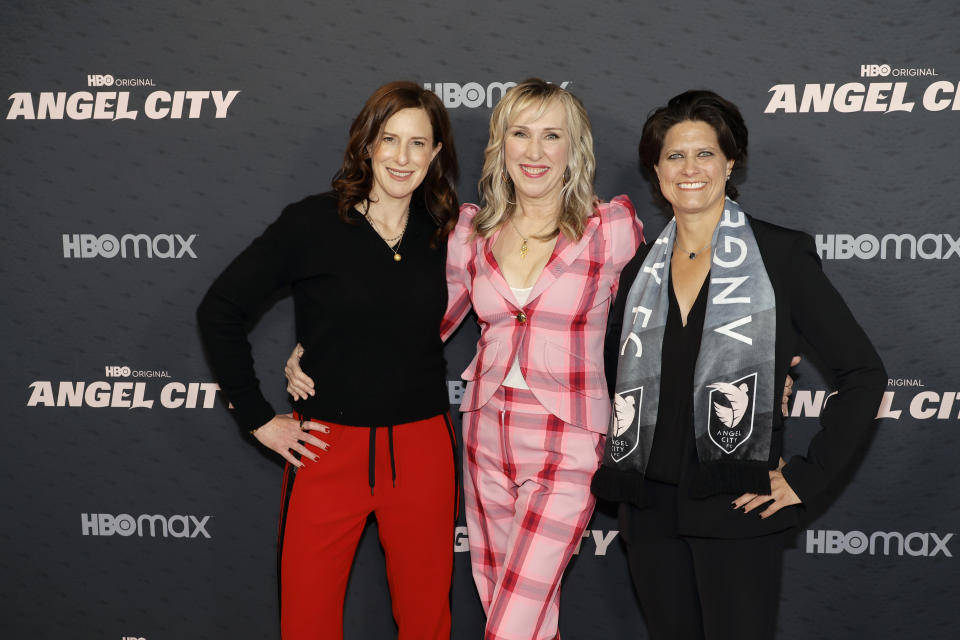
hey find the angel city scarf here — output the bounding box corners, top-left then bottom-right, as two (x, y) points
(601, 199), (776, 493)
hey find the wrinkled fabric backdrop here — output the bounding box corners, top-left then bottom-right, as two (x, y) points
(2, 1), (957, 638)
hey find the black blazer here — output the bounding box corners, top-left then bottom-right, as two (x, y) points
(597, 215), (886, 538)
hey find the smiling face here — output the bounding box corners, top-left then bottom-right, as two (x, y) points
(503, 99), (570, 205)
(654, 120), (735, 218)
(369, 107), (441, 205)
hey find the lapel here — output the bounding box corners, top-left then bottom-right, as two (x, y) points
(527, 213), (600, 305)
(476, 225), (517, 306)
(476, 213), (601, 309)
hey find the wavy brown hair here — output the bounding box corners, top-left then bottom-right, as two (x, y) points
(332, 81), (459, 242)
(475, 79), (597, 241)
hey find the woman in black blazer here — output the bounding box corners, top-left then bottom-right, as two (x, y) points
(591, 90), (886, 640)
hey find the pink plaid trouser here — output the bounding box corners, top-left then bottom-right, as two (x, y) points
(463, 385), (604, 640)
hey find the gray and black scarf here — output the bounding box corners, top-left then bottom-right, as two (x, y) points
(601, 199), (776, 494)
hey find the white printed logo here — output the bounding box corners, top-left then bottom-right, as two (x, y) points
(860, 64), (938, 78)
(6, 76), (240, 120)
(790, 388), (960, 421)
(104, 366), (171, 378)
(764, 80), (959, 113)
(609, 386), (643, 463)
(707, 372), (757, 454)
(87, 74), (115, 87)
(27, 380), (221, 409)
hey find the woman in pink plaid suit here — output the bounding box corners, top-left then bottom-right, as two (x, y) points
(440, 79), (643, 640)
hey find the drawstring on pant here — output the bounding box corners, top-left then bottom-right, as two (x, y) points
(368, 426), (376, 494)
(367, 425), (398, 494)
(387, 425), (397, 488)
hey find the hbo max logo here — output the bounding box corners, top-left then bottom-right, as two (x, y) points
(424, 81), (571, 109)
(806, 529), (953, 557)
(816, 233), (960, 260)
(62, 233), (197, 259)
(82, 513), (212, 538)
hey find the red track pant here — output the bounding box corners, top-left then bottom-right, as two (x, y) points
(279, 413), (456, 640)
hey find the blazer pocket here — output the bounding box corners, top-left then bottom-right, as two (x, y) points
(461, 340), (500, 381)
(543, 341), (605, 399)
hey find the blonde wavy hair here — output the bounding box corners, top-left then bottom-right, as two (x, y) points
(474, 79), (597, 240)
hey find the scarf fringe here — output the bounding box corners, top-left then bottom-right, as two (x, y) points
(591, 466), (651, 508)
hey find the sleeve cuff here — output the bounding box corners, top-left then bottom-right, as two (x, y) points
(231, 394), (277, 434)
(781, 456), (827, 505)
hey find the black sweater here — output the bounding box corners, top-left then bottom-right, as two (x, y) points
(196, 192), (449, 432)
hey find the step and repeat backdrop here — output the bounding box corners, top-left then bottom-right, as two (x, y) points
(2, 1), (957, 638)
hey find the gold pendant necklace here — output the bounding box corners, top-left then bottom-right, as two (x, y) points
(509, 212), (557, 259)
(509, 217), (532, 259)
(363, 203), (409, 263)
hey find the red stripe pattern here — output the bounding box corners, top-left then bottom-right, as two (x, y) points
(464, 386), (605, 640)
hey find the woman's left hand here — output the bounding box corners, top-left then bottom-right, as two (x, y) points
(732, 468), (801, 519)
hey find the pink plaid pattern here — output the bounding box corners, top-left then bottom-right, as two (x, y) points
(441, 195), (643, 433)
(464, 386), (604, 640)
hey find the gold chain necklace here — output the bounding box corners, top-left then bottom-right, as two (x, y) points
(509, 214), (555, 259)
(363, 204), (409, 263)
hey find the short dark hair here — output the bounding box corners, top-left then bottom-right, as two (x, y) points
(333, 81), (459, 242)
(638, 90), (748, 203)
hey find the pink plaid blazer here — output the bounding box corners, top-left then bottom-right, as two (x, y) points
(441, 195), (643, 433)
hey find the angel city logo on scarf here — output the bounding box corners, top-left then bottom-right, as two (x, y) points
(609, 386), (643, 463)
(603, 199), (776, 475)
(706, 372), (757, 454)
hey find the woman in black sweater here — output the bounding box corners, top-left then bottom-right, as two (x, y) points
(591, 90), (886, 640)
(196, 82), (459, 640)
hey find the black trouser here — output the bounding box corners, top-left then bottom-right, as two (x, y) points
(619, 480), (787, 640)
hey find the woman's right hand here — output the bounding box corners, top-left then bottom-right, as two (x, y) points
(251, 413), (329, 468)
(285, 343), (316, 400)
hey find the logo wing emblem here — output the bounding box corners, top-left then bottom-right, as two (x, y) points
(613, 393), (636, 437)
(708, 382), (749, 429)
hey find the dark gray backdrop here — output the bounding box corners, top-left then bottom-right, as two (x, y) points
(2, 1), (958, 638)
